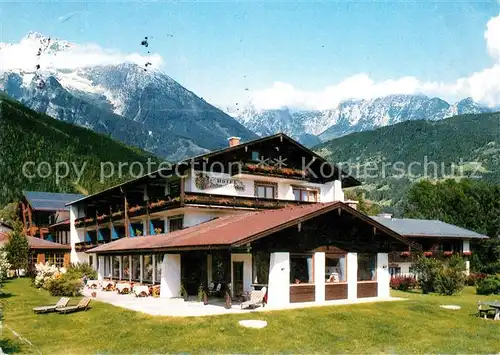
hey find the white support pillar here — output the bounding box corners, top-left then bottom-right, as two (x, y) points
(377, 253), (390, 298)
(160, 254), (181, 298)
(118, 256), (122, 280)
(463, 240), (471, 275)
(347, 253), (358, 300)
(314, 252), (326, 303)
(97, 256), (105, 280)
(140, 255), (144, 283)
(207, 254), (213, 285)
(152, 255), (156, 284)
(129, 255), (132, 282)
(267, 252), (290, 307)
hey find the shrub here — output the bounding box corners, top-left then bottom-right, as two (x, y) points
(434, 268), (466, 295)
(476, 275), (500, 295)
(412, 256), (441, 294)
(45, 274), (83, 297)
(65, 262), (97, 280)
(390, 276), (417, 291)
(0, 248), (11, 287)
(465, 273), (487, 286)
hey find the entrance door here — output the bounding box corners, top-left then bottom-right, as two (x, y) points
(232, 261), (244, 297)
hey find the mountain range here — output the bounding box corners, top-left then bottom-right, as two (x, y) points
(235, 95), (491, 146)
(314, 110), (500, 214)
(0, 33), (257, 161)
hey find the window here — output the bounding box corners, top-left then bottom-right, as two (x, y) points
(357, 254), (377, 281)
(251, 151), (260, 161)
(131, 255), (141, 280)
(89, 255), (93, 267)
(325, 254), (346, 282)
(166, 181), (180, 197)
(169, 216), (183, 232)
(112, 256), (120, 278)
(255, 182), (276, 199)
(293, 187), (318, 202)
(122, 255), (130, 280)
(252, 252), (270, 284)
(45, 253), (65, 267)
(103, 256), (111, 278)
(143, 255), (153, 282)
(290, 254), (314, 284)
(389, 266), (401, 277)
(155, 254), (163, 283)
(151, 219), (164, 235)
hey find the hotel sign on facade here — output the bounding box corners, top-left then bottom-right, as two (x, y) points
(195, 172), (245, 191)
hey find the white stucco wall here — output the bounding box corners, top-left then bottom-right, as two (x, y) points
(314, 252), (326, 302)
(185, 170), (344, 203)
(231, 253), (253, 294)
(267, 252), (290, 307)
(160, 254), (181, 298)
(377, 253), (390, 298)
(347, 253), (358, 300)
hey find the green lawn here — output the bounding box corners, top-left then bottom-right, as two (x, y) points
(1, 278), (499, 354)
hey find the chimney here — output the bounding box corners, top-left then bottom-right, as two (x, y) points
(228, 136), (241, 147)
(344, 199), (358, 210)
(377, 213), (393, 219)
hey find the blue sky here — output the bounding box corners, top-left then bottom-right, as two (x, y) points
(1, 1), (499, 108)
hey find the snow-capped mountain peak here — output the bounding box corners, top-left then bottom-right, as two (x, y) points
(234, 94), (491, 146)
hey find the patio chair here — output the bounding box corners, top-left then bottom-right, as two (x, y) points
(209, 283), (221, 296)
(241, 287), (267, 309)
(477, 301), (496, 319)
(33, 297), (70, 314)
(208, 282), (215, 294)
(56, 297), (91, 315)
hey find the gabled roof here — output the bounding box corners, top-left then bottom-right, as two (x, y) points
(88, 202), (417, 254)
(370, 217), (488, 239)
(67, 133), (361, 207)
(23, 191), (86, 211)
(0, 232), (71, 250)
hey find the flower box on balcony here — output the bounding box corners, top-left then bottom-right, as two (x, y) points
(111, 211), (124, 219)
(128, 205), (145, 214)
(463, 251), (472, 256)
(424, 251), (433, 257)
(97, 214), (108, 222)
(400, 251), (411, 258)
(84, 218), (95, 224)
(244, 164), (308, 179)
(443, 251), (454, 257)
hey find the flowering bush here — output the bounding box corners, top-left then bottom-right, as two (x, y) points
(0, 248), (11, 286)
(390, 276), (417, 291)
(33, 263), (65, 288)
(466, 272), (487, 286)
(400, 251), (411, 257)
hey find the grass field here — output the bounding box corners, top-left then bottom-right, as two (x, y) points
(1, 278), (499, 354)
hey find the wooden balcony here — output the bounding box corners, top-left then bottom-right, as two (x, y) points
(183, 192), (315, 210)
(389, 250), (468, 263)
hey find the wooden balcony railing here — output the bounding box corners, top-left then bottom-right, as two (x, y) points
(389, 250), (469, 263)
(184, 192), (315, 209)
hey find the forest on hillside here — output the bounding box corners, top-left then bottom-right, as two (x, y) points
(0, 96), (159, 207)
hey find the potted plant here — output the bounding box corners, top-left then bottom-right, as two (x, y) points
(180, 283), (188, 301)
(443, 251), (453, 257)
(400, 251), (411, 258)
(197, 283), (208, 305)
(91, 291), (97, 298)
(424, 251), (433, 257)
(224, 284), (232, 309)
(463, 251), (472, 257)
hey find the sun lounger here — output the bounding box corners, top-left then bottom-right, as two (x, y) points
(241, 287), (267, 309)
(56, 297), (91, 314)
(33, 297), (70, 314)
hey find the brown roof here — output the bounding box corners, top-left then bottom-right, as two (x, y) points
(0, 232), (70, 250)
(88, 202), (416, 254)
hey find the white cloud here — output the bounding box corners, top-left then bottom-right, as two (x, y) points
(251, 14), (500, 110)
(0, 33), (163, 73)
